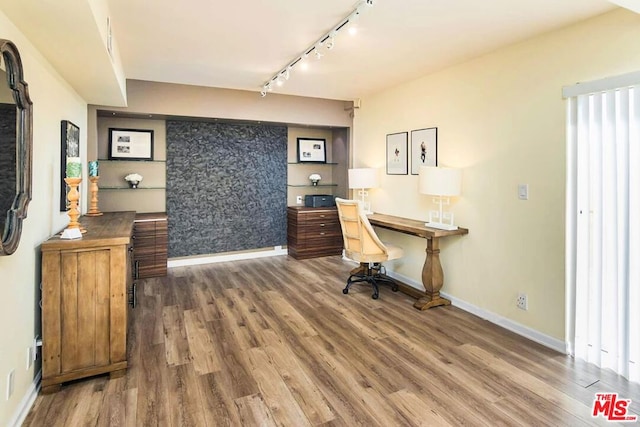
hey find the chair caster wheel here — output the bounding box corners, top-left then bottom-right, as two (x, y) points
(342, 288), (349, 294)
(392, 285), (399, 292)
(372, 293), (379, 300)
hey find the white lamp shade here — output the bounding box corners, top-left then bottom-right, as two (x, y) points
(348, 168), (379, 189)
(419, 166), (462, 196)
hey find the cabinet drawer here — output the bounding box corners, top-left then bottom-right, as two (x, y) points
(133, 235), (155, 249)
(134, 221), (156, 234)
(300, 220), (339, 233)
(300, 211), (337, 222)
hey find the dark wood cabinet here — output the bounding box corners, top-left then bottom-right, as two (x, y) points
(287, 206), (343, 259)
(40, 212), (135, 393)
(133, 212), (167, 279)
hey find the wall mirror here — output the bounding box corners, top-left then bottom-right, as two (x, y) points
(0, 39), (32, 255)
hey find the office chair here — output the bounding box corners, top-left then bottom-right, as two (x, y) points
(335, 198), (403, 299)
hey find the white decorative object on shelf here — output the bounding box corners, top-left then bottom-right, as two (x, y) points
(124, 173), (143, 189)
(309, 173), (322, 186)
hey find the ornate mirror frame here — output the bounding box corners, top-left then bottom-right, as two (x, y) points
(0, 39), (33, 255)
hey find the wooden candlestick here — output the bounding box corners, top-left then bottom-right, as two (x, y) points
(64, 177), (82, 230)
(85, 176), (103, 217)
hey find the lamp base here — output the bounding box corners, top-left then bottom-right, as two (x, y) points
(425, 221), (458, 231)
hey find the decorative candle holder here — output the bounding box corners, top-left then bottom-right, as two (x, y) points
(85, 176), (103, 217)
(64, 177), (82, 230)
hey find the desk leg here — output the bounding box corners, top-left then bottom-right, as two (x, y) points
(413, 237), (451, 310)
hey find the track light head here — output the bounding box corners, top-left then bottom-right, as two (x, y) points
(326, 33), (336, 50)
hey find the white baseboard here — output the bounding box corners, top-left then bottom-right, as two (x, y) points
(168, 246), (288, 268)
(8, 369), (41, 427)
(385, 270), (567, 354)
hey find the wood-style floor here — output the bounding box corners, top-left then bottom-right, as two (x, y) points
(24, 255), (640, 426)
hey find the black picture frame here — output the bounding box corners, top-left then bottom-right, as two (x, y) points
(386, 132), (408, 175)
(108, 128), (154, 161)
(411, 127), (438, 175)
(60, 120), (79, 211)
(296, 137), (327, 163)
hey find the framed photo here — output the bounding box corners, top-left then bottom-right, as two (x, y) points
(60, 120), (80, 211)
(297, 137), (326, 163)
(386, 132), (408, 175)
(108, 128), (154, 160)
(411, 127), (438, 174)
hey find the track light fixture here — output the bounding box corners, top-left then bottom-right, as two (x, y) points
(259, 0), (373, 96)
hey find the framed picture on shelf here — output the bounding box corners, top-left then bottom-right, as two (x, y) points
(108, 128), (154, 160)
(411, 127), (437, 174)
(297, 138), (326, 163)
(60, 120), (80, 211)
(386, 132), (408, 175)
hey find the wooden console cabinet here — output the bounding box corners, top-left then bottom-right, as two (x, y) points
(40, 212), (135, 393)
(287, 206), (343, 259)
(133, 212), (168, 279)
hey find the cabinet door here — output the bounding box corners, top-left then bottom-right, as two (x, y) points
(60, 250), (112, 373)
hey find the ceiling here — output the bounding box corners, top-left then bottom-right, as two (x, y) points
(0, 0), (622, 104)
(107, 0), (618, 101)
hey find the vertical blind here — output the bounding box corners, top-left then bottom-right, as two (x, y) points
(565, 75), (640, 383)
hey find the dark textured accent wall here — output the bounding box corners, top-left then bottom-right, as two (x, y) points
(166, 120), (287, 258)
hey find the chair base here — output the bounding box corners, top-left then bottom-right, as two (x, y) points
(343, 263), (399, 300)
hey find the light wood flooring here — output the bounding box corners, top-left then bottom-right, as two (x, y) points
(24, 255), (640, 426)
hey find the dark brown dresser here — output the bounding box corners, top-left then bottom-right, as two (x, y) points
(287, 206), (343, 259)
(133, 212), (168, 278)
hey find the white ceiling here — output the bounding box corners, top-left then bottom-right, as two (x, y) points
(0, 0), (621, 104)
(107, 0), (617, 101)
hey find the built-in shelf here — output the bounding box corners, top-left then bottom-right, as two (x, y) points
(288, 162), (338, 165)
(98, 159), (167, 163)
(100, 187), (166, 190)
(287, 184), (338, 188)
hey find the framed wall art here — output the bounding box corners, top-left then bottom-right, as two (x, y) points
(108, 128), (154, 160)
(297, 137), (326, 163)
(60, 120), (80, 211)
(386, 132), (408, 175)
(411, 127), (437, 174)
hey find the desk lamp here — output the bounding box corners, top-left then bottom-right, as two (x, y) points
(348, 168), (379, 214)
(419, 166), (462, 230)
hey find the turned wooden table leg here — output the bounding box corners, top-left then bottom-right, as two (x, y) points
(413, 237), (451, 310)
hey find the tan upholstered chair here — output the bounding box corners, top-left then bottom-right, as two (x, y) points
(335, 198), (403, 299)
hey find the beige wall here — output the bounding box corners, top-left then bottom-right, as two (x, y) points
(0, 11), (88, 425)
(95, 116), (167, 213)
(96, 79), (353, 128)
(354, 8), (640, 341)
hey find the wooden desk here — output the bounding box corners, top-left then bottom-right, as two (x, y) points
(368, 213), (469, 310)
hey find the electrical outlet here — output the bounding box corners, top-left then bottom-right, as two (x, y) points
(517, 293), (528, 310)
(296, 195), (303, 205)
(6, 370), (15, 400)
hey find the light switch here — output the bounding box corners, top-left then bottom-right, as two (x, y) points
(518, 184), (529, 200)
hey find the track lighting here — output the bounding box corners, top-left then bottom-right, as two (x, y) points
(260, 0), (373, 96)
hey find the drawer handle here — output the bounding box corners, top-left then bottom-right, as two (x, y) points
(320, 223), (325, 227)
(320, 215), (326, 218)
(320, 232), (326, 236)
(128, 283), (137, 308)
